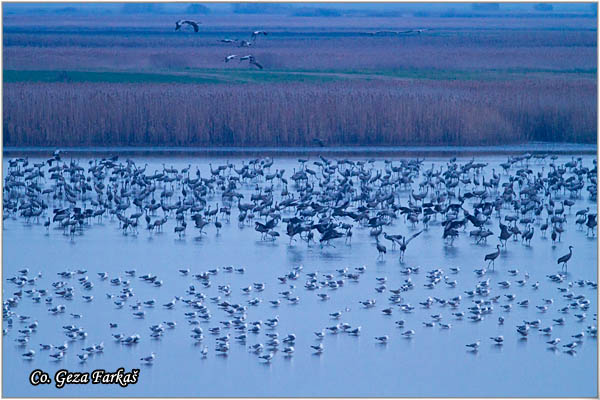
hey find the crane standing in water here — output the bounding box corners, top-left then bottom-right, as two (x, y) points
(557, 246), (574, 272)
(485, 245), (501, 270)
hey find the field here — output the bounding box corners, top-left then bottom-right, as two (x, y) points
(3, 13), (597, 146)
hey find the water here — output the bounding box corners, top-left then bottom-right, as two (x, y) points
(3, 143), (597, 157)
(3, 152), (597, 397)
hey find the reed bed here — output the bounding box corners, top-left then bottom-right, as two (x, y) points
(4, 79), (595, 147)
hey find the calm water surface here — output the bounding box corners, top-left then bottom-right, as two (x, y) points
(2, 153), (597, 397)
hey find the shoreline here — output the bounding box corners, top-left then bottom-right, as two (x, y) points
(3, 143), (597, 157)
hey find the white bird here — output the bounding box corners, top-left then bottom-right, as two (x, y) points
(22, 349), (35, 358)
(258, 352), (274, 362)
(348, 327), (361, 335)
(311, 343), (324, 353)
(282, 334), (296, 343)
(249, 343), (263, 353)
(563, 341), (578, 350)
(465, 341), (480, 350)
(490, 336), (504, 344)
(55, 343), (68, 351)
(82, 345), (96, 353)
(547, 338), (561, 346)
(49, 351), (64, 360)
(140, 352), (156, 364)
(251, 30), (268, 41)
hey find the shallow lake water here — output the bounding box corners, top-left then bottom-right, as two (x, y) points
(2, 152), (597, 397)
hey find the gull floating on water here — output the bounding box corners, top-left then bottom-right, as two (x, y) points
(490, 336), (504, 344)
(311, 343), (324, 354)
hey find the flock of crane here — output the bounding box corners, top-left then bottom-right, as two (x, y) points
(4, 152), (596, 266)
(3, 151), (597, 370)
(174, 18), (430, 71)
(175, 19), (268, 69)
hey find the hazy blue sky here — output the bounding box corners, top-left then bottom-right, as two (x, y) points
(3, 2), (596, 15)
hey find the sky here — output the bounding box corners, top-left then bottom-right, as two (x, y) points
(3, 2), (596, 16)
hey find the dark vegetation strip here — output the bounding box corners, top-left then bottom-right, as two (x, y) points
(3, 70), (346, 84)
(4, 144), (597, 159)
(3, 70), (225, 84)
(3, 68), (596, 85)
